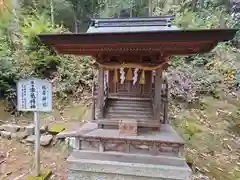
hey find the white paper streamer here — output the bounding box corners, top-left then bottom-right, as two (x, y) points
(152, 70), (156, 83)
(133, 68), (139, 85)
(120, 68), (125, 84)
(104, 70), (108, 91)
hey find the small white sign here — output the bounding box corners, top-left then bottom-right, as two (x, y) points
(17, 78), (52, 112)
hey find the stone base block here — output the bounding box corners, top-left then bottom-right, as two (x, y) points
(68, 151), (192, 180)
(68, 170), (167, 180)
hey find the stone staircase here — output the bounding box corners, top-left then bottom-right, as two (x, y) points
(105, 98), (154, 121)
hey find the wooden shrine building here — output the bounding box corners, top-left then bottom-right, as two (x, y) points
(38, 16), (237, 180)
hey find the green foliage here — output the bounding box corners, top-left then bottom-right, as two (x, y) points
(0, 57), (18, 97)
(16, 14), (65, 78)
(56, 56), (94, 99)
(20, 14), (63, 50)
(0, 9), (94, 111)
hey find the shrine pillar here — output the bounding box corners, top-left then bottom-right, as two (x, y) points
(96, 66), (104, 119)
(154, 68), (163, 121)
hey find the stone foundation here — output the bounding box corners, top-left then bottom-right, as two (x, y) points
(68, 151), (192, 180)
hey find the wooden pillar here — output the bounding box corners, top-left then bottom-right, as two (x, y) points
(154, 68), (163, 121)
(91, 83), (95, 120)
(97, 66), (104, 119)
(163, 79), (169, 124)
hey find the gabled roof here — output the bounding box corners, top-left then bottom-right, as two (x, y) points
(37, 16), (238, 63)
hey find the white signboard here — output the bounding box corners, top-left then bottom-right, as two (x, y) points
(17, 78), (52, 112)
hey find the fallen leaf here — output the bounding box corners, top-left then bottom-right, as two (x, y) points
(226, 144), (232, 151)
(217, 168), (224, 172)
(203, 167), (210, 173)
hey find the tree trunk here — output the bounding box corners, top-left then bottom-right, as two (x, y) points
(11, 0), (19, 43)
(74, 15), (78, 33)
(148, 0), (152, 16)
(50, 0), (55, 26)
(200, 0), (204, 8)
(224, 0), (231, 13)
(191, 0), (198, 11)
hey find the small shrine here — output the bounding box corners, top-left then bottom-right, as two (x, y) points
(38, 16), (237, 180)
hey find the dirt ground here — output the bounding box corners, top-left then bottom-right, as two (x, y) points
(0, 138), (70, 180)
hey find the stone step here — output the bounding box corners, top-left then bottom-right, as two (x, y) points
(109, 100), (151, 104)
(108, 106), (152, 111)
(107, 109), (153, 116)
(109, 102), (152, 108)
(68, 151), (192, 180)
(69, 150), (186, 167)
(106, 113), (153, 119)
(97, 119), (160, 128)
(108, 96), (152, 101)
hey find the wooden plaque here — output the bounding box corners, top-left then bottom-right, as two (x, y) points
(119, 120), (138, 136)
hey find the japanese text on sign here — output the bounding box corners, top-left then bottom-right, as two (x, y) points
(17, 78), (52, 112)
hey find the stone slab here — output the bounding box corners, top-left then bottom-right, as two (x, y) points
(56, 122), (98, 139)
(25, 124), (35, 135)
(68, 151), (192, 180)
(1, 124), (20, 133)
(11, 131), (28, 140)
(0, 131), (11, 139)
(26, 135), (35, 143)
(68, 171), (168, 180)
(40, 134), (53, 146)
(40, 125), (48, 134)
(69, 151), (186, 167)
(82, 124), (185, 144)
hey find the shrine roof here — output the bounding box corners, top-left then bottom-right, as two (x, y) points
(37, 16), (238, 57)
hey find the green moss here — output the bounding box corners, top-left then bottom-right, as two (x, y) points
(49, 125), (65, 135)
(185, 153), (194, 168)
(26, 169), (52, 180)
(182, 119), (203, 140)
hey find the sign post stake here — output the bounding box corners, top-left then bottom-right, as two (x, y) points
(34, 111), (40, 177)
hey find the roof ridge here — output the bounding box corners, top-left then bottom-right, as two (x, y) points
(90, 16), (174, 28)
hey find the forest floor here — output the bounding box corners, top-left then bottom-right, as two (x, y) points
(0, 95), (240, 180)
(173, 95), (240, 180)
(0, 100), (91, 180)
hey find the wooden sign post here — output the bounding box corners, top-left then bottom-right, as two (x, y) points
(17, 78), (52, 177)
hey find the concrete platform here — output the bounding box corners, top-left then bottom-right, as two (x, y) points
(68, 151), (192, 180)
